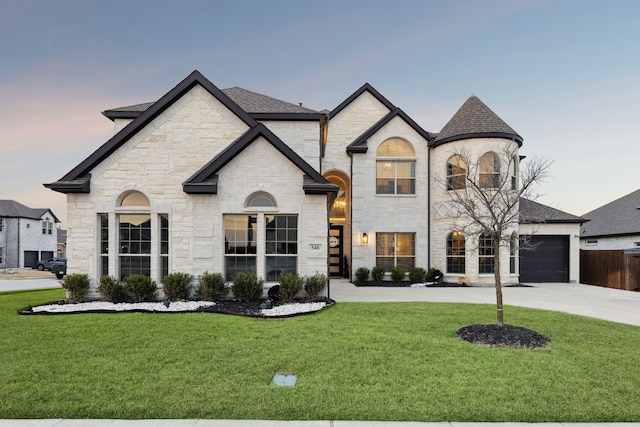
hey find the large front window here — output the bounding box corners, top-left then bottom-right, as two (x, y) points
(224, 213), (298, 282)
(376, 138), (416, 195)
(376, 232), (415, 270)
(224, 215), (257, 281)
(446, 231), (465, 274)
(119, 214), (151, 279)
(265, 215), (297, 281)
(478, 233), (495, 274)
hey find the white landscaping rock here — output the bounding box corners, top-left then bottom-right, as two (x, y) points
(261, 302), (327, 317)
(31, 301), (216, 313)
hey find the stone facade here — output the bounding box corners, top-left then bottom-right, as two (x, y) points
(47, 70), (583, 293)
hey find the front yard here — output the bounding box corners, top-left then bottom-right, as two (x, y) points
(1, 288), (639, 421)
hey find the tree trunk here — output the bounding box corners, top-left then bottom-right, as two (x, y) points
(494, 237), (504, 326)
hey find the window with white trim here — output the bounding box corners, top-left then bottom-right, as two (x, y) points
(376, 138), (416, 195)
(479, 152), (500, 189)
(376, 232), (415, 270)
(478, 233), (495, 274)
(42, 218), (53, 235)
(446, 231), (465, 274)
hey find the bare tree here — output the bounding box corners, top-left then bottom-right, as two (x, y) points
(440, 146), (552, 326)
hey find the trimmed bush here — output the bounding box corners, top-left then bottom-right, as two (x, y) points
(409, 267), (427, 282)
(231, 272), (264, 302)
(98, 275), (128, 303)
(123, 274), (156, 302)
(162, 272), (194, 301)
(304, 273), (327, 301)
(196, 272), (227, 300)
(61, 273), (90, 303)
(372, 265), (386, 281)
(391, 266), (406, 282)
(355, 267), (370, 282)
(278, 272), (303, 303)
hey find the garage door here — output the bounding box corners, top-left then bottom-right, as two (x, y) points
(519, 235), (569, 282)
(24, 251), (38, 269)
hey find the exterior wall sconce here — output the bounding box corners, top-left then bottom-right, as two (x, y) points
(362, 233), (368, 245)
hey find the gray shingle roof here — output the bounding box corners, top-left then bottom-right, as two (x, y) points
(433, 96), (523, 146)
(519, 198), (586, 224)
(580, 188), (640, 238)
(0, 200), (59, 222)
(103, 87), (318, 119)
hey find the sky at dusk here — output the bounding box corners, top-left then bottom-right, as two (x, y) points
(1, 0), (639, 226)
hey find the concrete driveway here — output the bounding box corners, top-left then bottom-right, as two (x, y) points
(329, 280), (640, 327)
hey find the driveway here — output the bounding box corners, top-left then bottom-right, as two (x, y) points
(329, 280), (640, 327)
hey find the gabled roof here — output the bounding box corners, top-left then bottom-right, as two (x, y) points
(0, 200), (60, 222)
(45, 70), (258, 194)
(328, 83), (396, 120)
(103, 87), (324, 122)
(183, 123), (337, 195)
(580, 188), (640, 238)
(346, 108), (435, 154)
(519, 198), (586, 224)
(432, 96), (523, 147)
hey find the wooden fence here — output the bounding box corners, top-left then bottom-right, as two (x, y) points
(580, 250), (640, 291)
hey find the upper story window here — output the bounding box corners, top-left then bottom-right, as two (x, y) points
(0, 218), (3, 232)
(479, 152), (500, 189)
(446, 155), (466, 190)
(376, 138), (416, 195)
(42, 218), (53, 235)
(120, 191), (150, 207)
(509, 156), (518, 190)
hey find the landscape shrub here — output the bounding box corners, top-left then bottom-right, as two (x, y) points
(98, 275), (128, 303)
(425, 267), (438, 282)
(355, 267), (370, 282)
(409, 267), (427, 282)
(162, 272), (194, 301)
(390, 266), (406, 282)
(304, 273), (327, 301)
(196, 272), (227, 300)
(371, 265), (386, 281)
(278, 272), (303, 303)
(61, 273), (90, 303)
(123, 274), (157, 302)
(231, 272), (264, 302)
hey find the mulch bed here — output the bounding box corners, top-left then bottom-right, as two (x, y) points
(353, 281), (469, 287)
(457, 324), (550, 349)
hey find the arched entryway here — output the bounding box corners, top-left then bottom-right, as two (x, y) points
(324, 170), (351, 278)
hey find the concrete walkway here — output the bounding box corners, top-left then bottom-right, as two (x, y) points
(329, 280), (640, 327)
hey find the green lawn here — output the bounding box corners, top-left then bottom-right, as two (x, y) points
(1, 288), (639, 421)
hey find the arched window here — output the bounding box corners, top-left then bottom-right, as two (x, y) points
(478, 232), (495, 274)
(479, 152), (500, 189)
(510, 156), (518, 190)
(120, 191), (150, 207)
(326, 176), (347, 221)
(376, 138), (416, 195)
(446, 231), (465, 274)
(446, 155), (466, 190)
(245, 192), (276, 208)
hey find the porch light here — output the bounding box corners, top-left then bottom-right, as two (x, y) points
(362, 233), (368, 245)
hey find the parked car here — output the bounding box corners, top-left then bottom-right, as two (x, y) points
(35, 257), (67, 271)
(51, 263), (67, 279)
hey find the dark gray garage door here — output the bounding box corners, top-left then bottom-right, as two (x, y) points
(519, 235), (569, 282)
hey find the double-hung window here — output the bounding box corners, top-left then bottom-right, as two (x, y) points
(478, 233), (495, 274)
(446, 231), (465, 274)
(376, 138), (416, 195)
(376, 232), (415, 270)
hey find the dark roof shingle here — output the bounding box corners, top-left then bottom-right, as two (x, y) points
(580, 189), (640, 238)
(433, 96), (522, 146)
(519, 198), (586, 224)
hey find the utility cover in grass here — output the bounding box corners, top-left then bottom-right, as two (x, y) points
(272, 373), (297, 386)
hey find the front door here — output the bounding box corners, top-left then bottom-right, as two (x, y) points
(329, 225), (343, 277)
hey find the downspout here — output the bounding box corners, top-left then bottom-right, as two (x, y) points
(17, 218), (20, 268)
(427, 143), (431, 269)
(348, 149), (354, 281)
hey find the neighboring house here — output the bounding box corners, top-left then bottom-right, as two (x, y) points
(580, 188), (640, 250)
(57, 228), (67, 257)
(45, 70), (582, 296)
(0, 200), (60, 269)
